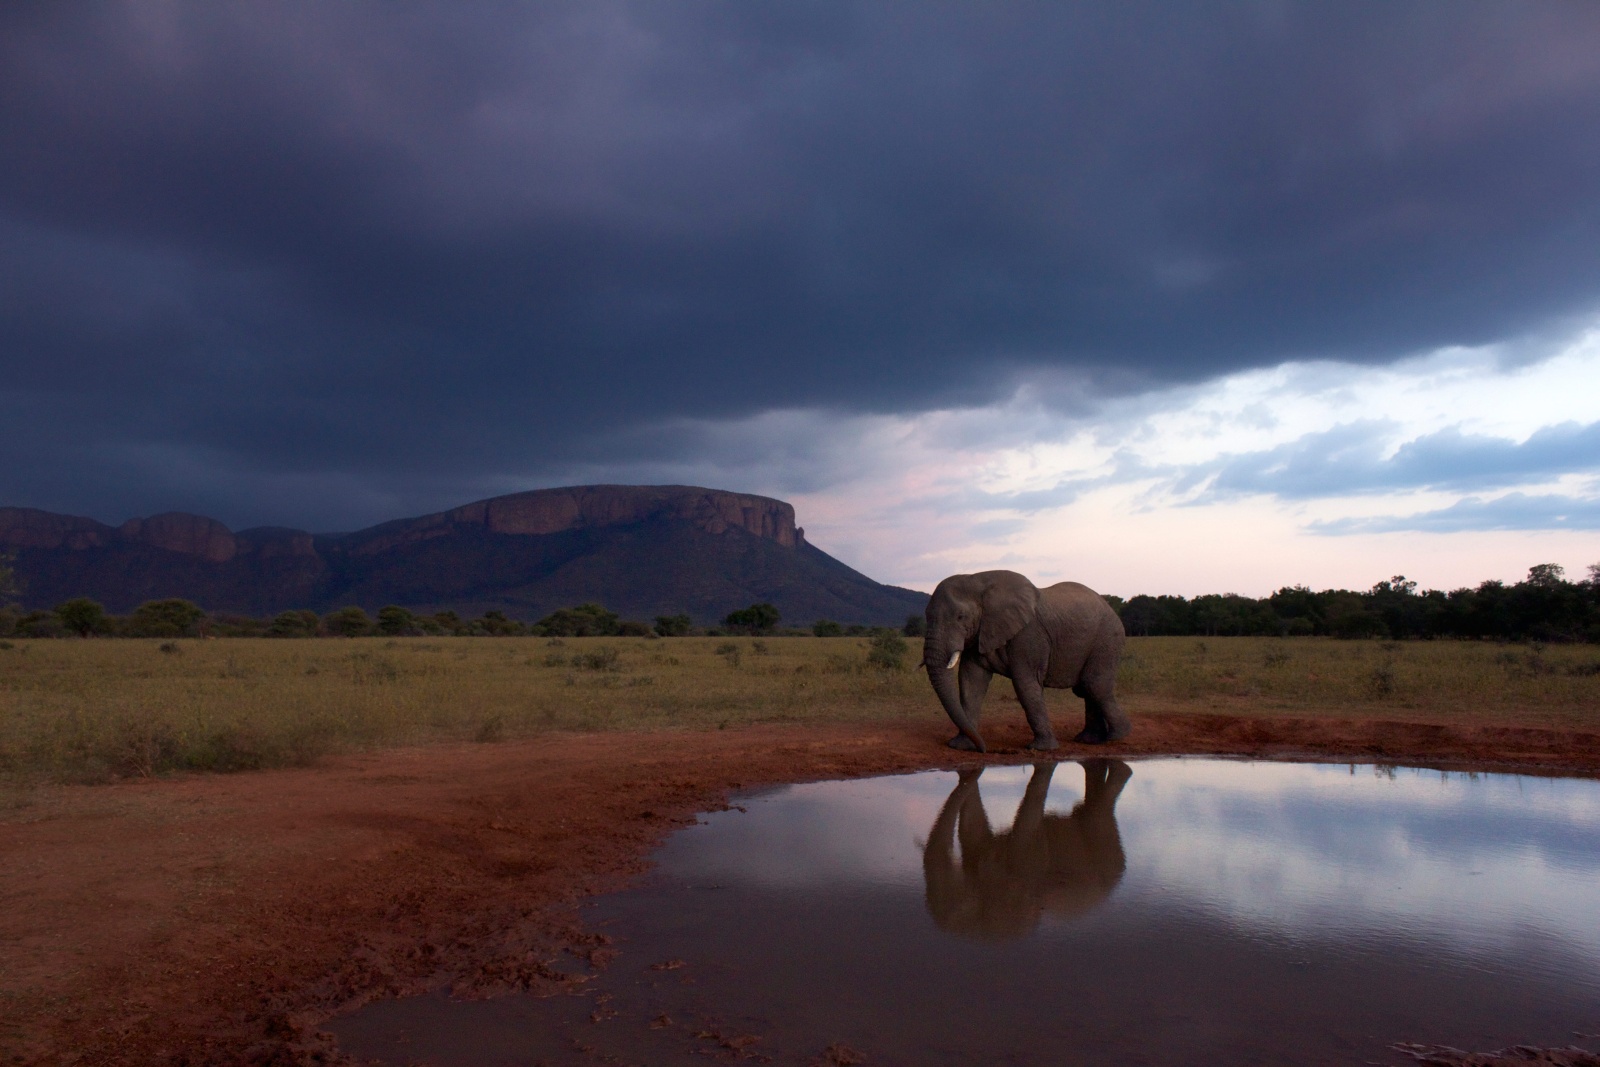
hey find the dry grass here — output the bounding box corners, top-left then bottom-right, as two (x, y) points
(1118, 637), (1600, 729)
(1, 635), (1597, 783)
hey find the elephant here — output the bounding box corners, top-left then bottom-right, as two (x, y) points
(922, 760), (1131, 940)
(922, 569), (1129, 752)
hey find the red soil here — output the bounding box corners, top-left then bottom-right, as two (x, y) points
(4, 712), (1599, 1065)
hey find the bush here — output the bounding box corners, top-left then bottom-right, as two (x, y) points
(571, 646), (620, 671)
(56, 598), (110, 637)
(902, 614), (926, 637)
(654, 613), (693, 637)
(724, 603), (780, 634)
(16, 610), (66, 638)
(430, 610), (465, 635)
(126, 599), (206, 638)
(208, 613), (267, 637)
(323, 606), (375, 637)
(619, 620), (655, 637)
(476, 610), (524, 636)
(536, 603), (621, 637)
(867, 630), (909, 670)
(268, 610), (320, 637)
(376, 605), (418, 636)
(813, 619), (844, 637)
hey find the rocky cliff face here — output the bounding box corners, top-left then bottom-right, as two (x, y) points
(0, 486), (919, 625)
(343, 486), (804, 556)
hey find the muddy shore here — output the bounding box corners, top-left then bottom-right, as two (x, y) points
(5, 710), (1600, 1065)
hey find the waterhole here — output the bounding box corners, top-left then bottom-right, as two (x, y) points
(331, 758), (1600, 1065)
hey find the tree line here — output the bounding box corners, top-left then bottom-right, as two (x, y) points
(0, 592), (901, 641)
(1, 556), (1596, 643)
(1108, 564), (1600, 642)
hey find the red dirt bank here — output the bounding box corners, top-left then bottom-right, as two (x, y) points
(4, 713), (1600, 1066)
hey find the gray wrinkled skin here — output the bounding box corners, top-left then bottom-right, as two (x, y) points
(922, 570), (1130, 752)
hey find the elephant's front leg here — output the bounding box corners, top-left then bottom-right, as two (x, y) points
(946, 657), (993, 751)
(1012, 673), (1059, 751)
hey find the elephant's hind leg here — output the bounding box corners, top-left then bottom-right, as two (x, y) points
(1074, 648), (1131, 744)
(1075, 686), (1131, 744)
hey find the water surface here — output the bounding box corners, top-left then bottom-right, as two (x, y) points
(333, 758), (1600, 1065)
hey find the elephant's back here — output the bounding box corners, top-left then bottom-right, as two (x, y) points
(1040, 581), (1123, 634)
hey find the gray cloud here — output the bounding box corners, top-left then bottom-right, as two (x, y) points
(4, 2), (1600, 527)
(1310, 493), (1600, 535)
(1207, 420), (1600, 500)
(951, 415), (1600, 534)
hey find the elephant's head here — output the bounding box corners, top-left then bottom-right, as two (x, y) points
(922, 570), (1041, 752)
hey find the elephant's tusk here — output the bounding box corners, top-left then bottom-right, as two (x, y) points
(946, 650), (961, 670)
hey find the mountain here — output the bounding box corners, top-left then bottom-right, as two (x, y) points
(0, 486), (927, 626)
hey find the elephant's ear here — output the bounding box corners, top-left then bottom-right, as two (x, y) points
(978, 572), (1039, 656)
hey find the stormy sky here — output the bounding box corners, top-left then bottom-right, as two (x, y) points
(3, 2), (1599, 593)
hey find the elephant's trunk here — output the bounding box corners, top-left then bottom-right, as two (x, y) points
(927, 650), (985, 752)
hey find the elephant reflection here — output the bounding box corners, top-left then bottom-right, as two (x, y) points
(922, 760), (1131, 940)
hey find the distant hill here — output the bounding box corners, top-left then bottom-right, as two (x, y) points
(0, 485), (927, 626)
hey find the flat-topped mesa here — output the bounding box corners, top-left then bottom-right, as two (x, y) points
(119, 513), (238, 563)
(0, 486), (919, 623)
(343, 485), (805, 556)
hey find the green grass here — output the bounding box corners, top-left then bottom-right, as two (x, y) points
(1, 636), (1596, 783)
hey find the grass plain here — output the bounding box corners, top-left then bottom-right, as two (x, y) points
(2, 634), (1598, 784)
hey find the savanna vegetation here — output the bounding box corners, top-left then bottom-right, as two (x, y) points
(0, 594), (893, 641)
(2, 634), (1596, 785)
(1112, 563), (1600, 642)
(3, 563), (1597, 645)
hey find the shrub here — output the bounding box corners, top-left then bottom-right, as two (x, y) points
(536, 603), (621, 637)
(724, 603), (780, 634)
(16, 611), (65, 638)
(619, 620), (655, 637)
(572, 646), (621, 671)
(209, 613), (267, 637)
(476, 610), (524, 636)
(902, 614), (926, 637)
(812, 619), (844, 637)
(268, 610), (320, 637)
(867, 630), (909, 670)
(56, 598), (110, 637)
(323, 606), (375, 637)
(654, 613), (693, 637)
(1369, 662), (1397, 698)
(126, 599), (206, 638)
(376, 605), (418, 636)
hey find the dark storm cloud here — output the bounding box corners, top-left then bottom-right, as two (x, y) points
(5, 2), (1600, 527)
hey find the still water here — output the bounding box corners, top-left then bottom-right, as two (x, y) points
(332, 759), (1600, 1065)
